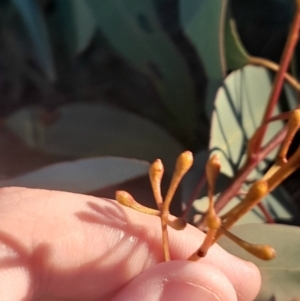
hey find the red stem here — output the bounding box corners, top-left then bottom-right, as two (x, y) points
(196, 3), (300, 229)
(257, 203), (275, 223)
(197, 126), (287, 228)
(217, 127), (287, 211)
(264, 111), (291, 123)
(252, 2), (300, 153)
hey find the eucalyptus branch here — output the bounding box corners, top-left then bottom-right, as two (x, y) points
(195, 1), (300, 228)
(196, 125), (287, 228)
(251, 0), (300, 154)
(115, 0), (300, 266)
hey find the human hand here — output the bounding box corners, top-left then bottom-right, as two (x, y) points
(0, 187), (261, 301)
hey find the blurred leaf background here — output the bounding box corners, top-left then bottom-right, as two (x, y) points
(0, 1), (300, 299)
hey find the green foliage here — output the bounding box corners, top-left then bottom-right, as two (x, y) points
(224, 16), (249, 70)
(1, 1), (300, 299)
(4, 103), (183, 173)
(0, 156), (149, 193)
(11, 0), (55, 80)
(194, 65), (299, 226)
(180, 0), (226, 78)
(210, 65), (283, 177)
(85, 0), (197, 145)
(180, 0), (227, 117)
(219, 224), (300, 301)
(55, 0), (96, 56)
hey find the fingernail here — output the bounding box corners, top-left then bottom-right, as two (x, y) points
(161, 281), (221, 301)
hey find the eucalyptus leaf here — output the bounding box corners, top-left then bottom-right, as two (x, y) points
(218, 224), (300, 301)
(86, 0), (197, 146)
(4, 103), (183, 173)
(55, 0), (96, 56)
(210, 65), (286, 178)
(0, 155), (183, 215)
(70, 0), (96, 54)
(180, 0), (227, 117)
(0, 124), (72, 179)
(225, 17), (249, 70)
(11, 0), (55, 80)
(224, 15), (298, 109)
(209, 65), (300, 223)
(0, 157), (149, 194)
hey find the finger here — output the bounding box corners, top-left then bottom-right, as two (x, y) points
(189, 240), (261, 301)
(106, 197), (261, 301)
(113, 260), (237, 301)
(0, 266), (32, 301)
(0, 187), (260, 300)
(0, 218), (34, 301)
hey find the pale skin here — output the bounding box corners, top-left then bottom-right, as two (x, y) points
(0, 187), (261, 301)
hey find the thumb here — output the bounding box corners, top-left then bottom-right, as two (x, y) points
(0, 266), (32, 301)
(112, 260), (237, 301)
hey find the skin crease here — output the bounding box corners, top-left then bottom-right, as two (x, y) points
(0, 187), (261, 301)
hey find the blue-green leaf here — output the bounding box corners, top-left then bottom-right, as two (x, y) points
(210, 65), (285, 177)
(218, 224), (300, 301)
(225, 17), (249, 70)
(4, 103), (183, 173)
(0, 157), (149, 194)
(180, 0), (228, 117)
(85, 0), (197, 146)
(208, 65), (299, 222)
(11, 0), (55, 80)
(55, 0), (96, 56)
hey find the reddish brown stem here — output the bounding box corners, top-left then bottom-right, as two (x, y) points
(197, 126), (287, 228)
(264, 111), (292, 124)
(196, 3), (300, 230)
(257, 203), (275, 223)
(217, 127), (287, 210)
(252, 2), (300, 154)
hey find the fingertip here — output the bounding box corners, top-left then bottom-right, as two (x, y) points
(240, 260), (261, 300)
(0, 267), (32, 301)
(217, 253), (262, 301)
(112, 260), (237, 301)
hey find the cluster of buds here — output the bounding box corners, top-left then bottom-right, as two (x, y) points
(116, 109), (300, 262)
(116, 151), (192, 261)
